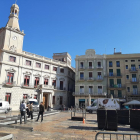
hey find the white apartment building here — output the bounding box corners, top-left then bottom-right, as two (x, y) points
(0, 4), (75, 110)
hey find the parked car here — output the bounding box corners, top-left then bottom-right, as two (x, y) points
(0, 101), (11, 113)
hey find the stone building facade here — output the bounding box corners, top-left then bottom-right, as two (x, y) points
(0, 4), (75, 111)
(74, 49), (107, 107)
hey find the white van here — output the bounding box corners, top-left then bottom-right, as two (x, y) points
(0, 101), (11, 113)
(86, 98), (120, 113)
(27, 99), (39, 112)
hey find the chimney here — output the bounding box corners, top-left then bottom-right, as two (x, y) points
(114, 48), (116, 54)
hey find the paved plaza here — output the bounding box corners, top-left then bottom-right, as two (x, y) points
(0, 112), (140, 140)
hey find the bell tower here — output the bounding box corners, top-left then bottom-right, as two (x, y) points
(6, 4), (20, 30)
(0, 3), (25, 53)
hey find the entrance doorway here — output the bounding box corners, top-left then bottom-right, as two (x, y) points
(43, 94), (48, 109)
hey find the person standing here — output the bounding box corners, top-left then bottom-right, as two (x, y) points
(29, 102), (33, 120)
(20, 101), (26, 124)
(36, 102), (44, 122)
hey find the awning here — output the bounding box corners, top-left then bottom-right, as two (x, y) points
(123, 100), (140, 105)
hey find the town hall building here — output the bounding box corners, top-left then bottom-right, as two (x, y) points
(0, 4), (75, 111)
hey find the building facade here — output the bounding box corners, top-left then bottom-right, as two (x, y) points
(74, 49), (107, 107)
(0, 4), (75, 111)
(107, 50), (140, 105)
(74, 49), (140, 108)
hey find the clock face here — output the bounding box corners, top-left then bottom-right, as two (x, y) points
(12, 36), (17, 40)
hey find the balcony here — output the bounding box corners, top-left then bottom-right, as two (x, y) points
(87, 66), (94, 70)
(116, 73), (122, 77)
(78, 67), (85, 71)
(129, 68), (138, 73)
(127, 91), (140, 96)
(108, 73), (115, 78)
(78, 77), (85, 82)
(108, 84), (126, 90)
(87, 77), (95, 82)
(96, 77), (103, 82)
(73, 92), (106, 96)
(21, 83), (34, 89)
(42, 85), (54, 89)
(130, 78), (139, 84)
(54, 87), (66, 91)
(96, 66), (103, 69)
(2, 80), (16, 87)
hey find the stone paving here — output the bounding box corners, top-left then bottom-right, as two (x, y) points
(0, 112), (140, 140)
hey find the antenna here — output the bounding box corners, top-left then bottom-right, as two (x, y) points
(15, 0), (17, 4)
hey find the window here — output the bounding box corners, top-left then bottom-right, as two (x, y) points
(36, 62), (41, 68)
(116, 61), (120, 67)
(109, 61), (113, 67)
(127, 87), (130, 92)
(126, 75), (129, 80)
(80, 72), (84, 79)
(138, 60), (140, 62)
(109, 69), (113, 76)
(131, 64), (136, 71)
(139, 65), (140, 69)
(53, 67), (57, 71)
(126, 65), (128, 69)
(45, 65), (49, 70)
(24, 75), (30, 86)
(131, 60), (135, 62)
(60, 81), (64, 90)
(52, 96), (55, 104)
(89, 72), (92, 78)
(98, 62), (101, 67)
(98, 86), (102, 94)
(80, 86), (84, 93)
(9, 56), (16, 62)
(52, 80), (56, 88)
(116, 69), (121, 76)
(89, 86), (93, 94)
(125, 60), (128, 62)
(132, 74), (136, 82)
(44, 79), (48, 85)
(80, 62), (83, 68)
(26, 60), (31, 66)
(34, 77), (39, 87)
(110, 79), (114, 87)
(23, 94), (28, 99)
(89, 62), (92, 68)
(117, 79), (121, 87)
(133, 85), (138, 94)
(60, 68), (64, 73)
(7, 73), (14, 84)
(60, 96), (63, 105)
(118, 90), (122, 97)
(97, 72), (102, 79)
(5, 93), (11, 104)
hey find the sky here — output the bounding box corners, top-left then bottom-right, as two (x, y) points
(1, 0), (140, 67)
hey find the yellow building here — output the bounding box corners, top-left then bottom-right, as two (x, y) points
(107, 50), (140, 105)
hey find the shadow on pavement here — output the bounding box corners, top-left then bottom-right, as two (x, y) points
(68, 126), (98, 130)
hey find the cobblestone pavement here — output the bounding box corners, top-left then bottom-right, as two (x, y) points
(0, 112), (140, 140)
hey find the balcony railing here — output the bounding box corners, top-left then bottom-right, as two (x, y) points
(108, 73), (122, 77)
(88, 66), (94, 69)
(21, 83), (34, 88)
(87, 77), (94, 81)
(129, 68), (138, 72)
(42, 85), (54, 89)
(128, 91), (140, 96)
(73, 92), (106, 96)
(96, 66), (103, 69)
(108, 84), (125, 89)
(79, 77), (85, 81)
(130, 78), (139, 83)
(3, 80), (16, 86)
(96, 77), (103, 81)
(79, 67), (85, 70)
(116, 73), (122, 77)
